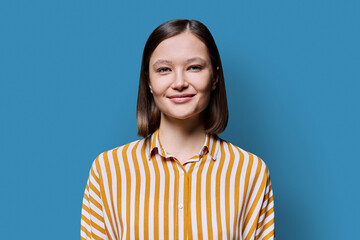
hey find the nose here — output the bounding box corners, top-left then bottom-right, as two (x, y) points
(172, 70), (189, 90)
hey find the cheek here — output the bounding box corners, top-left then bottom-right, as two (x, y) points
(196, 82), (212, 104)
(149, 73), (173, 95)
(198, 80), (213, 106)
(150, 82), (167, 96)
(201, 91), (212, 105)
(149, 78), (163, 95)
(196, 77), (213, 93)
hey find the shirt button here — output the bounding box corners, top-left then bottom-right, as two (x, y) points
(178, 203), (183, 209)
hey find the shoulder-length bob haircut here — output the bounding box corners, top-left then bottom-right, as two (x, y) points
(137, 19), (228, 137)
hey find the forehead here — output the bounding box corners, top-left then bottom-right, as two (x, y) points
(150, 32), (210, 63)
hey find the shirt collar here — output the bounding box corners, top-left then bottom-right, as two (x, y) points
(147, 129), (220, 161)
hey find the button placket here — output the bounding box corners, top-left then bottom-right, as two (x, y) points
(176, 164), (186, 239)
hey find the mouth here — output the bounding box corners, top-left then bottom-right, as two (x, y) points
(168, 94), (195, 103)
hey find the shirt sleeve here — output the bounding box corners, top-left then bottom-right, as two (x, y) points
(80, 158), (107, 240)
(255, 167), (275, 240)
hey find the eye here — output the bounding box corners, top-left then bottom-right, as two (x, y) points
(157, 67), (171, 73)
(188, 65), (203, 71)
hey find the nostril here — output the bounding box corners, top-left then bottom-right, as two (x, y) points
(172, 78), (188, 90)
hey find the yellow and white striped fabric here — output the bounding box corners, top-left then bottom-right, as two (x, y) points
(81, 130), (275, 239)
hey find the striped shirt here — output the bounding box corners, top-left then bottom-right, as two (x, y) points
(81, 130), (275, 239)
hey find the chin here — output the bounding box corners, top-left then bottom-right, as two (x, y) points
(166, 110), (203, 121)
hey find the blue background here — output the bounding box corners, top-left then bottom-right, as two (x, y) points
(1, 0), (359, 239)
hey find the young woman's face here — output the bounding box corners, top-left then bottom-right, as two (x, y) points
(149, 32), (216, 121)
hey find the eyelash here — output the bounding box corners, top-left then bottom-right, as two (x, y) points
(188, 65), (202, 71)
(156, 65), (203, 73)
(157, 67), (171, 73)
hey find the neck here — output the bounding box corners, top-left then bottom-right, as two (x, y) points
(158, 113), (206, 164)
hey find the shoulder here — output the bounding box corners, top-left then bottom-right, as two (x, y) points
(90, 137), (148, 173)
(219, 139), (271, 177)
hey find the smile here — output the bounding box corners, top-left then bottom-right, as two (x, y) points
(168, 94), (195, 103)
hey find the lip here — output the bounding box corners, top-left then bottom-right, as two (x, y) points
(168, 94), (195, 103)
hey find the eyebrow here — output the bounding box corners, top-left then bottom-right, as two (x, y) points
(152, 57), (207, 68)
(185, 57), (207, 64)
(152, 59), (172, 68)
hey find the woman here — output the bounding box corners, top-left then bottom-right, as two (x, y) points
(81, 19), (275, 240)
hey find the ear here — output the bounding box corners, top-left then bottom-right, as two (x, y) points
(211, 66), (220, 90)
(148, 83), (153, 93)
(211, 78), (218, 90)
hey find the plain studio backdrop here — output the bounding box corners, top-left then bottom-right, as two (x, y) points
(0, 0), (359, 239)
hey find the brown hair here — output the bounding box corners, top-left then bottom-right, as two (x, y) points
(136, 19), (228, 137)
